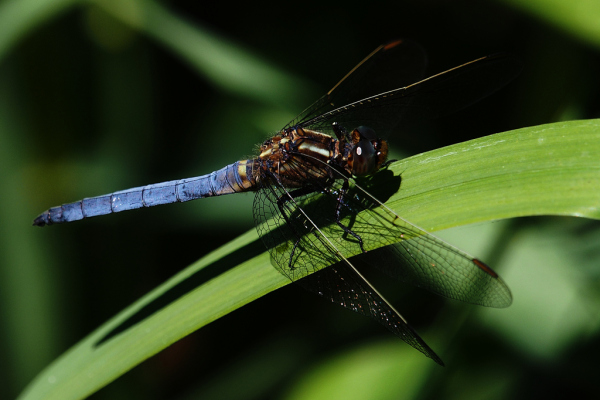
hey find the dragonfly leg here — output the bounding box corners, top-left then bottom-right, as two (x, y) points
(380, 159), (398, 169)
(288, 238), (303, 270)
(332, 122), (350, 142)
(335, 179), (367, 253)
(332, 122), (351, 164)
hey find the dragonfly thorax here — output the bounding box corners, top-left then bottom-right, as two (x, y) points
(254, 126), (389, 183)
(254, 127), (337, 188)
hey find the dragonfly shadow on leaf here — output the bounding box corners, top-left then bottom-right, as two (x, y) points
(343, 167), (402, 237)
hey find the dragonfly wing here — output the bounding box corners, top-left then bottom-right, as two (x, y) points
(298, 262), (444, 365)
(298, 52), (521, 139)
(340, 176), (513, 308)
(286, 39), (427, 132)
(351, 235), (513, 308)
(252, 160), (443, 363)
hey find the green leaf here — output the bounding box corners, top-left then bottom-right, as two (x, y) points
(91, 0), (315, 108)
(18, 119), (600, 399)
(0, 0), (79, 61)
(500, 0), (600, 48)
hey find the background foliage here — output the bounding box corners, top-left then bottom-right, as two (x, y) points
(1, 0), (600, 399)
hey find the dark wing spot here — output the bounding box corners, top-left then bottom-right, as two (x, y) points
(473, 258), (499, 278)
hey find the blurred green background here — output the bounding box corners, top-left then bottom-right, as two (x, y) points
(1, 0), (600, 399)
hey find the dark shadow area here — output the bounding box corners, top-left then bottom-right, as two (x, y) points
(354, 167), (402, 206)
(342, 168), (402, 236)
(95, 238), (265, 346)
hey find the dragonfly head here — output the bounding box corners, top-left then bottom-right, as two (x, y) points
(349, 126), (389, 176)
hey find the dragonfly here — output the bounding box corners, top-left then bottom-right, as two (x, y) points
(34, 39), (521, 365)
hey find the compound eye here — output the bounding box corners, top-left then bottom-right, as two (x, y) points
(354, 126), (377, 140)
(351, 140), (377, 176)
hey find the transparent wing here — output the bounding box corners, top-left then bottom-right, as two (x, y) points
(297, 262), (444, 366)
(285, 39), (427, 131)
(349, 215), (513, 308)
(333, 174), (513, 308)
(252, 157), (444, 364)
(287, 41), (521, 139)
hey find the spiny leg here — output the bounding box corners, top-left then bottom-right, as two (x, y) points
(332, 122), (351, 164)
(334, 178), (367, 253)
(332, 122), (350, 142)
